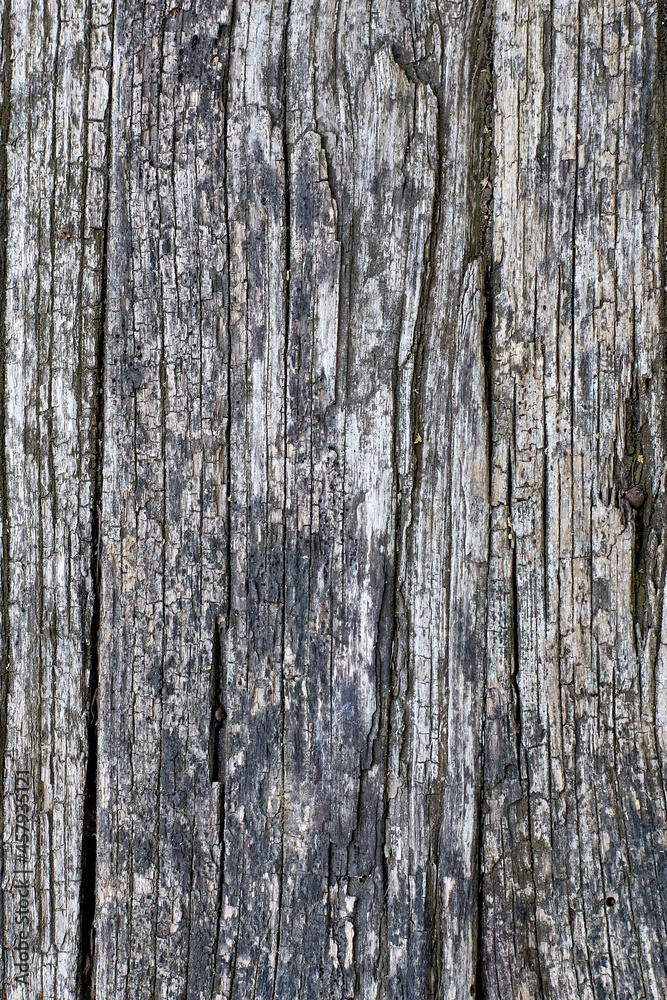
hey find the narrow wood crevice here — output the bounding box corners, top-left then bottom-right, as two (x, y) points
(44, 0), (64, 957)
(77, 532), (99, 1000)
(481, 265), (495, 446)
(475, 252), (494, 1000)
(391, 73), (444, 1000)
(376, 304), (406, 988)
(273, 5), (292, 994)
(651, 0), (667, 816)
(624, 273), (658, 644)
(76, 5), (115, 993)
(210, 618), (227, 784)
(386, 30), (464, 984)
(477, 5), (495, 993)
(0, 0), (11, 983)
(642, 0), (667, 647)
(376, 559), (398, 990)
(406, 122), (439, 522)
(346, 554), (395, 992)
(508, 447), (522, 778)
(212, 3), (237, 985)
(392, 24), (448, 530)
(153, 21), (169, 1000)
(625, 380), (650, 636)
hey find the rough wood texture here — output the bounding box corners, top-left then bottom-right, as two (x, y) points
(1, 1), (666, 999)
(483, 5), (667, 999)
(0, 0), (111, 996)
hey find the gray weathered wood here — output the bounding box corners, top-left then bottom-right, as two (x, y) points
(0, 0), (111, 995)
(1, 1), (666, 998)
(483, 4), (667, 999)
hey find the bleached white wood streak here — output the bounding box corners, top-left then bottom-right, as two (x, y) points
(1, 1), (666, 999)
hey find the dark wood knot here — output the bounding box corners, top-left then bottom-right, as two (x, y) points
(623, 486), (645, 509)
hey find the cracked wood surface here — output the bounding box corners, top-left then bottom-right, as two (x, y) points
(1, 1), (667, 999)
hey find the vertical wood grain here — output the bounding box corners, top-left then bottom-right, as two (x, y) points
(0, 2), (666, 999)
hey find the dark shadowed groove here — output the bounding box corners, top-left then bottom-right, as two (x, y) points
(0, 0), (11, 993)
(476, 256), (494, 1000)
(211, 3), (237, 992)
(151, 10), (169, 998)
(625, 372), (649, 635)
(406, 83), (442, 535)
(209, 618), (227, 783)
(376, 298), (405, 992)
(45, 0), (63, 953)
(397, 37), (447, 997)
(273, 2), (292, 995)
(508, 412), (522, 778)
(475, 3), (495, 992)
(347, 553), (394, 996)
(629, 2), (667, 643)
(76, 2), (116, 996)
(391, 4), (496, 994)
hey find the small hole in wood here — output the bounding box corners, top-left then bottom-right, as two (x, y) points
(606, 896), (616, 907)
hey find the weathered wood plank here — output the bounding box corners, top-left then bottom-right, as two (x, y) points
(482, 2), (667, 998)
(96, 1), (495, 997)
(0, 1), (112, 996)
(96, 5), (228, 997)
(1, 1), (667, 999)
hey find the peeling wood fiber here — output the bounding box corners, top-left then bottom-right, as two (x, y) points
(0, 1), (666, 999)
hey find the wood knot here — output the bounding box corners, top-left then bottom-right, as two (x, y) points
(623, 486), (645, 509)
